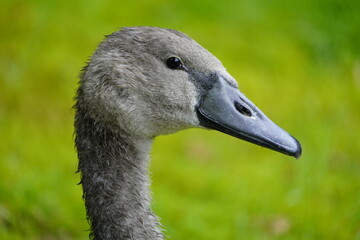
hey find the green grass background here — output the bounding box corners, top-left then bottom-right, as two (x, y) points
(1, 0), (359, 239)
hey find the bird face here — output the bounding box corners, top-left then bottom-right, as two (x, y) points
(80, 27), (301, 158)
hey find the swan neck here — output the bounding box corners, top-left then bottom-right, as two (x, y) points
(75, 114), (163, 240)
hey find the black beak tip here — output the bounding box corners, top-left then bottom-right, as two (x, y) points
(291, 137), (302, 159)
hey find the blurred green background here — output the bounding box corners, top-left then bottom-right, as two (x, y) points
(1, 0), (359, 239)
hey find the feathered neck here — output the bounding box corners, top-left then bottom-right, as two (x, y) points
(75, 105), (163, 240)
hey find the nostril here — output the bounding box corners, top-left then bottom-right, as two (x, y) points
(234, 101), (252, 117)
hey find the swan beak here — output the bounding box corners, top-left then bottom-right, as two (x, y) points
(196, 73), (302, 159)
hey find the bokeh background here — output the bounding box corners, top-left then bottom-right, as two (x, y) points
(1, 0), (359, 239)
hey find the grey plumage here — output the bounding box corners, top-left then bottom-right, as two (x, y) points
(74, 26), (301, 240)
(75, 27), (222, 240)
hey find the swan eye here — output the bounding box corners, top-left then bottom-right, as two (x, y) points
(166, 57), (183, 69)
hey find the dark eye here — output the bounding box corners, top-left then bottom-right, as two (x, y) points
(166, 57), (183, 69)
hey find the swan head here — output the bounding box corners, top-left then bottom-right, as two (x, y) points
(78, 26), (301, 158)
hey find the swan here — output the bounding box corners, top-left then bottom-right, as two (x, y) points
(74, 26), (301, 240)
